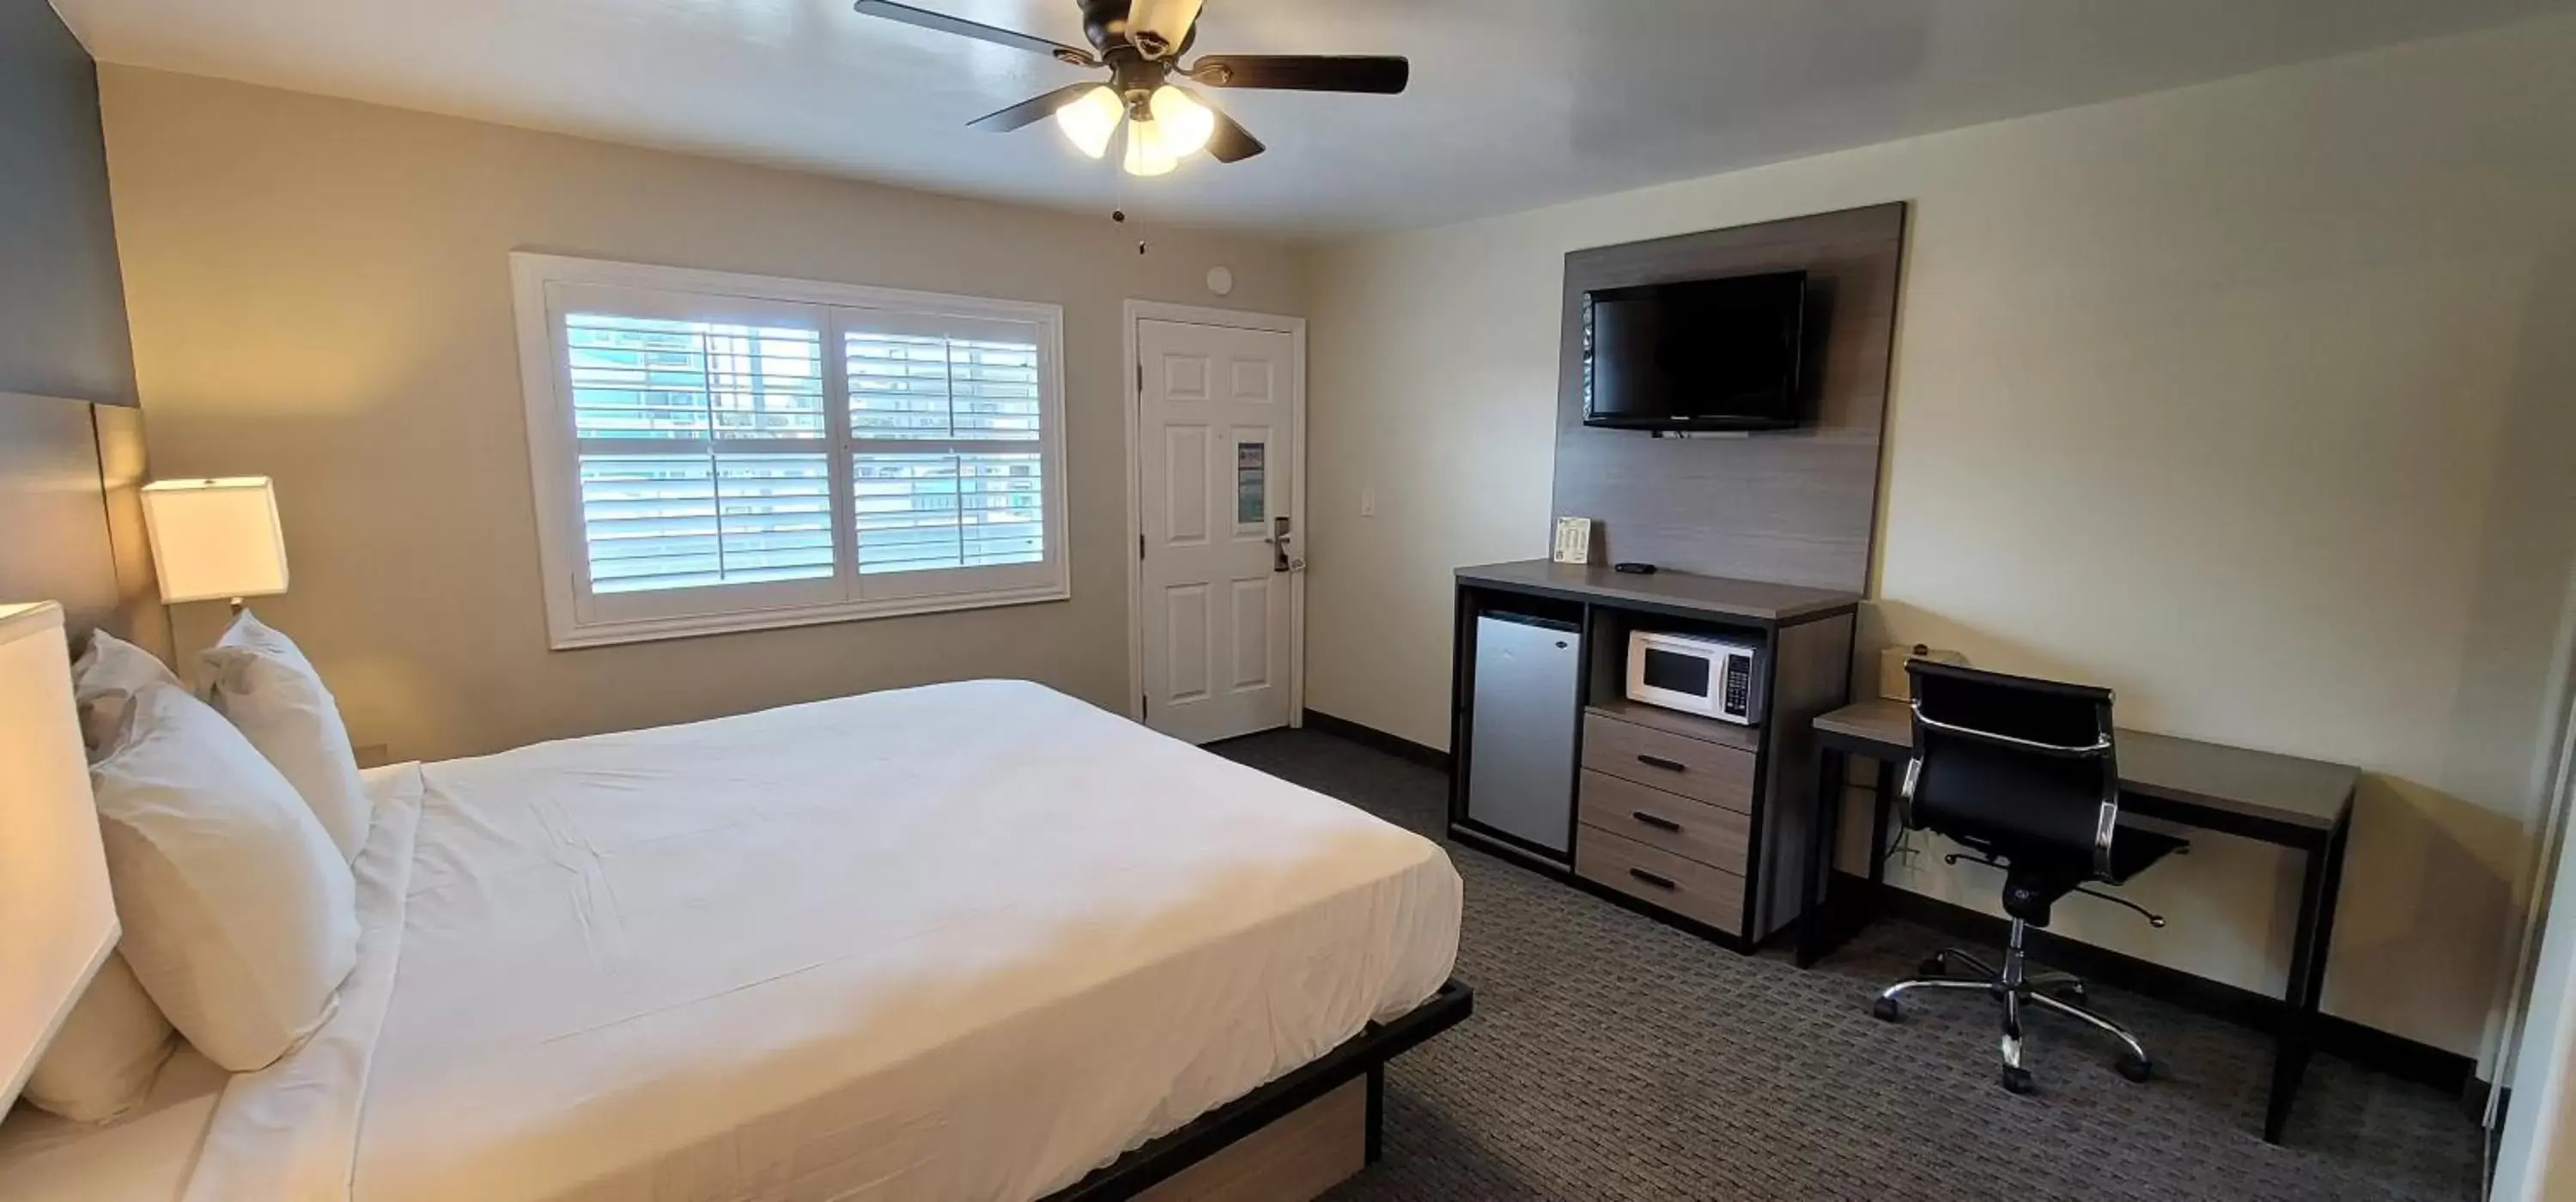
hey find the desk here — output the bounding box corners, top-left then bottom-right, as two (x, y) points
(1800, 698), (2358, 1144)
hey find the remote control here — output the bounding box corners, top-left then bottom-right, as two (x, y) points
(1612, 562), (1658, 575)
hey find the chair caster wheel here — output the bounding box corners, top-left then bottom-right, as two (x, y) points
(1917, 955), (1948, 976)
(2048, 984), (2088, 1005)
(1872, 997), (1902, 1023)
(2002, 1066), (2037, 1095)
(2117, 1055), (2154, 1084)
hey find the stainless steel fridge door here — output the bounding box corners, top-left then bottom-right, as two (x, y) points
(1466, 614), (1582, 855)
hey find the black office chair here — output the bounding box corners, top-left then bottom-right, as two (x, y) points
(1867, 661), (2186, 1095)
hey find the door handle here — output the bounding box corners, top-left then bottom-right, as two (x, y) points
(1267, 516), (1305, 574)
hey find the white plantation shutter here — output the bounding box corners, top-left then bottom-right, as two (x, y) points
(844, 328), (1048, 578)
(514, 257), (1067, 647)
(564, 314), (835, 596)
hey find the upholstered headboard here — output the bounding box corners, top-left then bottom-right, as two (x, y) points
(0, 394), (168, 660)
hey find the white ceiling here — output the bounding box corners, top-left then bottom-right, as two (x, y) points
(52, 0), (2575, 237)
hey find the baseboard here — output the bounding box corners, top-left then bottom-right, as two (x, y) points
(1855, 872), (2476, 1095)
(1302, 710), (1451, 772)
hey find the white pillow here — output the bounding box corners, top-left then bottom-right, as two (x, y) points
(200, 610), (372, 861)
(21, 953), (176, 1123)
(69, 629), (182, 759)
(90, 680), (358, 1071)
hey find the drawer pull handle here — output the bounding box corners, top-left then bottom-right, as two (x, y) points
(1631, 810), (1683, 833)
(1627, 867), (1678, 890)
(1636, 754), (1687, 773)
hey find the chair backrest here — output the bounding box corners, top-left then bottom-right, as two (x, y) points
(1903, 661), (2119, 877)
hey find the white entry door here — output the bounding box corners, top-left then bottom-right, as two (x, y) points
(1137, 315), (1301, 744)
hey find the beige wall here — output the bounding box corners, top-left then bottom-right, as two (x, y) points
(1304, 15), (2576, 1056)
(98, 67), (1305, 764)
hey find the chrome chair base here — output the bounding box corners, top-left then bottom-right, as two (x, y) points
(1870, 925), (2154, 1095)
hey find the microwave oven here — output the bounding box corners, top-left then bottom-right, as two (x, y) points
(1625, 630), (1764, 725)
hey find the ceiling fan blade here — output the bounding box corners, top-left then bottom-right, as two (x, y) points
(966, 82), (1104, 132)
(1174, 88), (1264, 163)
(1187, 55), (1407, 94)
(852, 0), (1097, 66)
(1126, 0), (1204, 58)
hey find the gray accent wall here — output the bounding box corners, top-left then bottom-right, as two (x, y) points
(1, 0), (137, 405)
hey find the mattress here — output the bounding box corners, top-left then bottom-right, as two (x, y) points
(162, 680), (1460, 1202)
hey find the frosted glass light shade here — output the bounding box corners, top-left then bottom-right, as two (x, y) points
(0, 603), (119, 1114)
(1123, 117), (1178, 177)
(1147, 86), (1215, 158)
(140, 477), (290, 604)
(1126, 0), (1204, 52)
(1054, 86), (1122, 159)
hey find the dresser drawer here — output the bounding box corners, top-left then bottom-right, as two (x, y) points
(1576, 828), (1745, 934)
(1581, 713), (1755, 812)
(1577, 770), (1749, 873)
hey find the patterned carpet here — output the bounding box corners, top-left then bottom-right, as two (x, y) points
(1210, 728), (2485, 1202)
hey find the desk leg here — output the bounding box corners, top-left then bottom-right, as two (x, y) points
(1868, 760), (1896, 889)
(1795, 743), (1846, 968)
(2264, 810), (2350, 1144)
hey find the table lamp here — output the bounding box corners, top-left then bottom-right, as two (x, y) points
(138, 477), (289, 610)
(0, 603), (120, 1113)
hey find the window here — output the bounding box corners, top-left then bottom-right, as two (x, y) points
(511, 254), (1068, 648)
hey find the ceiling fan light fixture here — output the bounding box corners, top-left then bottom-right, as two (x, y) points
(1127, 0), (1206, 58)
(1054, 85), (1123, 159)
(1147, 85), (1217, 159)
(1122, 116), (1179, 177)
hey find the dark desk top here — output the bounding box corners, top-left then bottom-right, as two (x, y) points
(1456, 560), (1861, 624)
(1815, 698), (2358, 836)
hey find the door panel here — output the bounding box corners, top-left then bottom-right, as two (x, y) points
(1139, 317), (1298, 743)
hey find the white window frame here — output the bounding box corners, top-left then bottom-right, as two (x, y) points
(509, 252), (1070, 650)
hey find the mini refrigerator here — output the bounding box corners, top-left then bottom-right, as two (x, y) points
(1464, 612), (1582, 858)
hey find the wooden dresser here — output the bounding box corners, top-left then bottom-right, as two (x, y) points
(1449, 560), (1858, 949)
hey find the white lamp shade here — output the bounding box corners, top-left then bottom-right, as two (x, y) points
(140, 477), (289, 604)
(0, 604), (119, 1113)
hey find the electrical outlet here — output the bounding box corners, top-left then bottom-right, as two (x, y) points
(1359, 487), (1376, 518)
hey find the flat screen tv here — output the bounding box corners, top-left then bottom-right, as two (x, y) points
(1582, 270), (1810, 432)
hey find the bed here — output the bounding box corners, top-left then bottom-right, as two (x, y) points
(0, 677), (1465, 1201)
(0, 395), (1467, 1201)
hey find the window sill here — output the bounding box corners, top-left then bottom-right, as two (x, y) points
(547, 583), (1072, 651)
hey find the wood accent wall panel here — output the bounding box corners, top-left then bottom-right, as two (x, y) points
(1552, 203), (1907, 594)
(0, 394), (168, 655)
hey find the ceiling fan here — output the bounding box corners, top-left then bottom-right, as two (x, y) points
(852, 0), (1408, 177)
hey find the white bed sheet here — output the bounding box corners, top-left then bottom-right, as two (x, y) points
(192, 679), (1461, 1202)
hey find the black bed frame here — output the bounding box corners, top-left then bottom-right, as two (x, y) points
(1041, 978), (1474, 1202)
